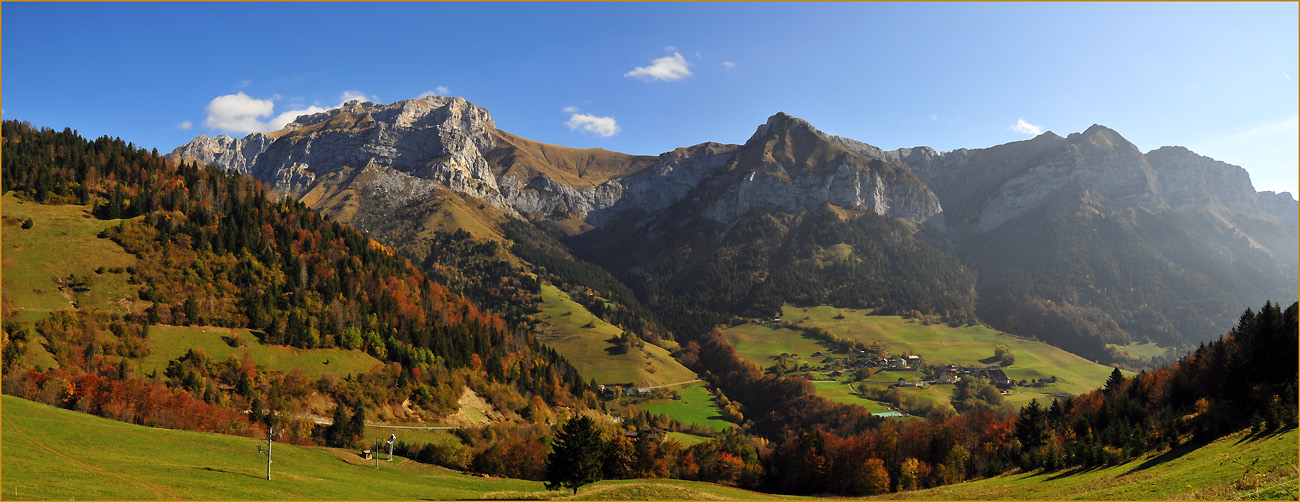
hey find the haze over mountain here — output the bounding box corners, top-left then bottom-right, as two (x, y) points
(171, 96), (1298, 363)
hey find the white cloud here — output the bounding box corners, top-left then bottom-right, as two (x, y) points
(1010, 118), (1044, 136)
(204, 90), (373, 134)
(236, 80), (252, 89)
(339, 90), (371, 104)
(562, 106), (579, 113)
(722, 61), (736, 71)
(664, 45), (680, 53)
(566, 113), (619, 137)
(418, 86), (451, 99)
(267, 105), (328, 131)
(176, 120), (193, 130)
(625, 52), (692, 82)
(204, 92), (275, 134)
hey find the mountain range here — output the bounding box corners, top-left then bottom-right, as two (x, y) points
(171, 96), (1298, 364)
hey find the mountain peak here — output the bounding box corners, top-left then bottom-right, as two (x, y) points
(1066, 123), (1135, 152)
(748, 112), (819, 144)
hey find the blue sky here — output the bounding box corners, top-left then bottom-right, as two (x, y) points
(4, 2), (1297, 194)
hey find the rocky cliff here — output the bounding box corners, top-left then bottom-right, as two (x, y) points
(171, 100), (944, 232)
(694, 113), (943, 225)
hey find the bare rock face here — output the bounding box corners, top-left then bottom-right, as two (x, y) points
(698, 113), (944, 226)
(1145, 146), (1265, 215)
(170, 96), (510, 211)
(168, 132), (273, 175)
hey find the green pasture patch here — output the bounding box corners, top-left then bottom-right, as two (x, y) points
(1, 192), (139, 316)
(783, 305), (1120, 396)
(638, 383), (734, 432)
(664, 432), (711, 447)
(1, 395), (791, 501)
(1108, 341), (1169, 360)
(536, 284), (696, 387)
(138, 325), (381, 378)
(721, 323), (828, 365)
(872, 427), (1299, 500)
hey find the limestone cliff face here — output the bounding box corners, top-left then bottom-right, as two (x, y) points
(170, 96), (510, 211)
(169, 132), (273, 175)
(1145, 146), (1268, 215)
(698, 113), (944, 225)
(831, 125), (1296, 239)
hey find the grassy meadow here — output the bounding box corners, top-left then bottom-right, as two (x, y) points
(1, 192), (140, 322)
(535, 284), (696, 388)
(871, 427), (1300, 500)
(136, 324), (382, 378)
(0, 395), (792, 501)
(783, 305), (1121, 400)
(637, 383), (734, 432)
(723, 306), (1126, 414)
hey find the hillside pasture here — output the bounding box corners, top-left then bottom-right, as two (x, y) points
(536, 284), (696, 388)
(637, 383), (734, 432)
(1, 192), (140, 320)
(137, 325), (382, 378)
(783, 305), (1119, 398)
(872, 427), (1299, 500)
(1, 395), (790, 501)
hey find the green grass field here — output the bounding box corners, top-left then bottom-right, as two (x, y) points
(1108, 341), (1169, 360)
(782, 306), (1121, 400)
(137, 325), (382, 378)
(664, 432), (711, 447)
(871, 427), (1300, 500)
(722, 324), (828, 366)
(809, 380), (894, 414)
(536, 284), (696, 388)
(638, 383), (734, 432)
(0, 395), (790, 500)
(1, 192), (140, 320)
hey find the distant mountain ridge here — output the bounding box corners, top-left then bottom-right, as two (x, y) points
(171, 96), (1298, 363)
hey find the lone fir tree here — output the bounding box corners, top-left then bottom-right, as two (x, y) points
(545, 415), (606, 494)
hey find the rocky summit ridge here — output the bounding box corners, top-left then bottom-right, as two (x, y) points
(171, 96), (1295, 245)
(168, 98), (950, 231)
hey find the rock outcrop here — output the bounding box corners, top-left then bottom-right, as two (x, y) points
(169, 132), (273, 175)
(171, 96), (510, 211)
(696, 113), (944, 225)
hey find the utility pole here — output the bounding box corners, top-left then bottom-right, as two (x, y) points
(257, 426), (282, 480)
(373, 438), (381, 469)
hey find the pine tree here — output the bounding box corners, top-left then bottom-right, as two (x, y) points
(545, 415), (606, 494)
(1104, 367), (1124, 394)
(1015, 398), (1046, 451)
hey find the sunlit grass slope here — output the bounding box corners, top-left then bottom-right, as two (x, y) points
(1, 192), (139, 322)
(1, 395), (793, 500)
(535, 284), (696, 388)
(870, 427), (1299, 500)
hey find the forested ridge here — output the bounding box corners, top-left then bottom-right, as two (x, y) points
(574, 205), (979, 341)
(1, 120), (584, 439)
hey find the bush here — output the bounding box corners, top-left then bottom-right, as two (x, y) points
(20, 218), (33, 229)
(416, 439), (471, 470)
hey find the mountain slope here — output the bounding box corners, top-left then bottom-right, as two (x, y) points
(829, 125), (1297, 361)
(170, 97), (1298, 363)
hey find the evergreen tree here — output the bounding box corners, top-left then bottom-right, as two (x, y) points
(545, 416), (606, 494)
(347, 407), (367, 447)
(1015, 398), (1046, 451)
(1103, 367), (1124, 394)
(324, 404), (349, 447)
